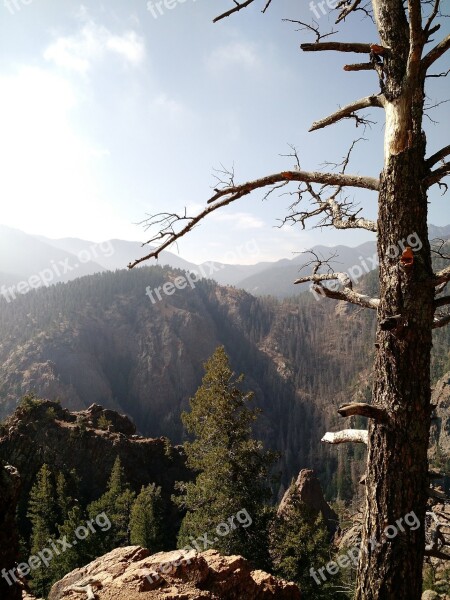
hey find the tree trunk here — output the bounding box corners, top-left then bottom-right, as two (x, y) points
(356, 6), (434, 596)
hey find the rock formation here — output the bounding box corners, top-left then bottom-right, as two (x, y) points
(0, 399), (190, 504)
(0, 399), (191, 547)
(430, 372), (450, 460)
(277, 468), (339, 535)
(48, 546), (300, 600)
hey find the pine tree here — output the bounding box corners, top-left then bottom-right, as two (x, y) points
(50, 504), (91, 584)
(175, 346), (277, 567)
(269, 485), (344, 600)
(130, 484), (165, 552)
(27, 464), (58, 597)
(55, 472), (72, 524)
(87, 456), (135, 554)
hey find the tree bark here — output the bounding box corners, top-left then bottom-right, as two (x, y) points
(356, 3), (434, 597)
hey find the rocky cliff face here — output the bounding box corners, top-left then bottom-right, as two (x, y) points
(47, 546), (301, 600)
(0, 462), (21, 600)
(430, 372), (450, 458)
(277, 468), (339, 535)
(0, 400), (190, 502)
(0, 399), (191, 545)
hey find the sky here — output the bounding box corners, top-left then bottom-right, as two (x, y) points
(0, 0), (449, 265)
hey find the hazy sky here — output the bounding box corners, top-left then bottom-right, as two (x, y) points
(0, 0), (449, 265)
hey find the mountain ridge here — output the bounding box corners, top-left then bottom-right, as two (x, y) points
(2, 223), (449, 299)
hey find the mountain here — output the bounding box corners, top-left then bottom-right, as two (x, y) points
(428, 223), (450, 240)
(0, 225), (106, 286)
(40, 235), (198, 272)
(236, 241), (378, 297)
(2, 224), (449, 299)
(1, 263), (449, 496)
(0, 225), (198, 299)
(0, 265), (375, 494)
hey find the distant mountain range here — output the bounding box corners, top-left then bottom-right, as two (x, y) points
(1, 223), (450, 299)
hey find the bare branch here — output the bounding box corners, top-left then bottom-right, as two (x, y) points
(433, 313), (450, 329)
(434, 265), (450, 285)
(431, 237), (450, 260)
(427, 67), (450, 78)
(322, 430), (369, 444)
(424, 163), (450, 187)
(278, 185), (377, 232)
(311, 283), (380, 309)
(277, 142), (377, 233)
(212, 0), (255, 23)
(300, 42), (373, 54)
(129, 163), (379, 268)
(212, 0), (277, 21)
(128, 195), (240, 268)
(294, 271), (352, 285)
(207, 169), (379, 205)
(428, 487), (448, 500)
(338, 402), (388, 421)
(426, 144), (450, 167)
(435, 296), (450, 308)
(309, 94), (384, 132)
(283, 19), (337, 43)
(344, 62), (375, 72)
(424, 0), (442, 34)
(294, 272), (380, 310)
(422, 34), (450, 70)
(335, 0), (361, 22)
(424, 549), (450, 560)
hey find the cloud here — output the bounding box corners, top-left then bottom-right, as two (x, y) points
(44, 21), (145, 74)
(212, 212), (265, 230)
(106, 31), (145, 65)
(206, 41), (261, 73)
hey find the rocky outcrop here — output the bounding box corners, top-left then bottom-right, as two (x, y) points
(430, 372), (450, 458)
(48, 546), (301, 600)
(0, 399), (190, 503)
(0, 462), (21, 600)
(73, 403), (136, 435)
(422, 591), (450, 600)
(0, 399), (191, 545)
(278, 468), (339, 535)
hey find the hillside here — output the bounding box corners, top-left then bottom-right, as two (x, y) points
(0, 264), (449, 496)
(0, 265), (369, 493)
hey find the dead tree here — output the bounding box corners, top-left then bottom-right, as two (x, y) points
(129, 1), (450, 598)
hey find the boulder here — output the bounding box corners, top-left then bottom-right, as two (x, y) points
(422, 591), (441, 600)
(48, 545), (300, 600)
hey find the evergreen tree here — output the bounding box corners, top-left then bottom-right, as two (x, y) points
(175, 346), (277, 567)
(27, 464), (58, 597)
(87, 456), (135, 554)
(56, 472), (72, 524)
(51, 504), (91, 584)
(130, 484), (165, 552)
(269, 486), (345, 599)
